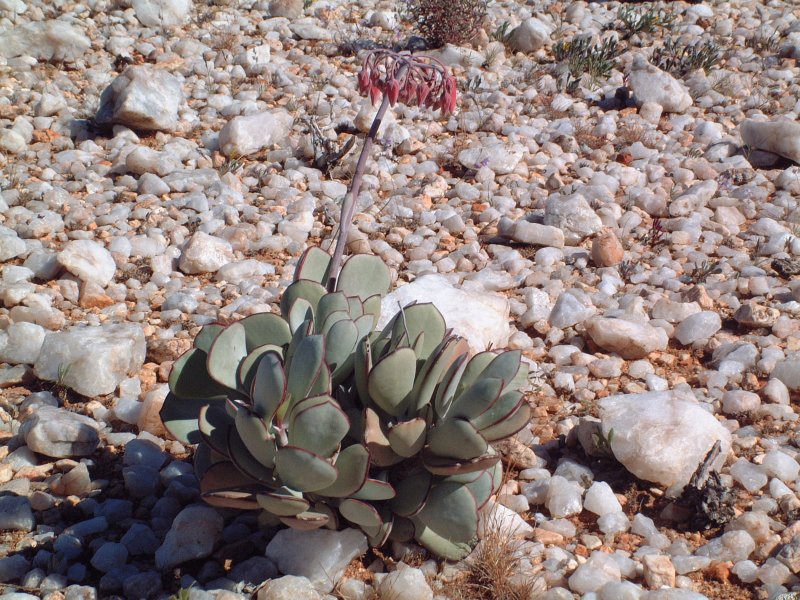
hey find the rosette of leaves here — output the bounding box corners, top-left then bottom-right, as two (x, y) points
(161, 248), (531, 560)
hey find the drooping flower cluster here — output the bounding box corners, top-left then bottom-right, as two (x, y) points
(357, 50), (457, 115)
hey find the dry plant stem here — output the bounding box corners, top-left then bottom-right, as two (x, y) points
(327, 93), (391, 291)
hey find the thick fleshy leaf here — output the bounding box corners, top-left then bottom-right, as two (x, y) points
(316, 292), (350, 326)
(351, 478), (396, 501)
(193, 443), (224, 480)
(280, 279), (327, 321)
(454, 351), (496, 400)
(294, 246), (332, 284)
(364, 408), (403, 467)
(307, 362), (331, 399)
(449, 378), (504, 422)
(336, 254), (391, 300)
(169, 348), (231, 400)
(257, 489), (310, 517)
(428, 418), (488, 461)
(470, 390), (524, 432)
(198, 404), (232, 455)
(415, 336), (469, 413)
(274, 446), (338, 492)
(240, 312), (292, 352)
(325, 319), (359, 381)
(195, 324), (224, 353)
(362, 295), (382, 328)
(389, 516), (415, 543)
(286, 335), (325, 404)
(234, 406), (277, 468)
(422, 451), (500, 476)
(387, 418), (427, 458)
(238, 345), (283, 392)
(227, 426), (280, 484)
(288, 298), (314, 333)
(416, 481), (478, 544)
(251, 351), (286, 420)
(432, 349), (470, 418)
(368, 348), (416, 417)
(161, 392), (226, 445)
(478, 403), (531, 442)
(280, 510), (330, 530)
(413, 520), (474, 560)
(448, 467), (499, 510)
(390, 469), (432, 517)
(208, 323), (248, 390)
(339, 498), (382, 528)
(316, 444), (370, 498)
(390, 303), (446, 363)
(346, 296), (364, 319)
(364, 516), (393, 547)
(354, 338), (372, 406)
(287, 396), (349, 457)
(200, 461), (261, 510)
(480, 351), (522, 388)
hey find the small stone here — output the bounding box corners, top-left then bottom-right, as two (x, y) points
(729, 459), (767, 492)
(585, 317), (668, 359)
(458, 143), (523, 175)
(761, 451), (800, 481)
(155, 505), (223, 570)
(546, 475), (583, 518)
(628, 55), (692, 113)
(178, 232), (235, 274)
(0, 322), (46, 364)
(377, 565), (433, 600)
(0, 21), (90, 61)
(96, 66), (184, 132)
(548, 292), (595, 329)
(642, 554), (676, 589)
(544, 194), (603, 245)
(122, 570), (162, 600)
(19, 406), (100, 458)
(568, 551), (621, 594)
(265, 528), (368, 593)
(0, 554), (31, 583)
(0, 496), (35, 532)
(257, 575), (322, 600)
(696, 530), (755, 563)
(132, 0), (191, 27)
(57, 240), (116, 287)
(721, 390), (760, 414)
(507, 17), (552, 53)
(740, 118), (800, 164)
(228, 556), (278, 587)
(591, 229), (624, 267)
(733, 303), (780, 328)
(121, 523), (160, 556)
(91, 542), (129, 574)
(583, 481), (622, 516)
(34, 323), (146, 397)
(51, 463), (92, 496)
(218, 110), (293, 157)
(510, 221), (565, 248)
(268, 0), (303, 19)
(673, 311), (722, 345)
(124, 438), (167, 470)
(773, 359), (800, 391)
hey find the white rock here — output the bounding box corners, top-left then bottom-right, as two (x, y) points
(155, 505), (223, 570)
(478, 500), (534, 539)
(378, 564), (432, 600)
(265, 528), (368, 593)
(96, 66), (184, 132)
(34, 323), (146, 397)
(740, 118), (800, 164)
(600, 390), (732, 495)
(583, 481), (622, 516)
(548, 291), (596, 328)
(0, 21), (90, 61)
(132, 0), (192, 27)
(257, 575), (322, 600)
(215, 260), (273, 284)
(57, 240), (117, 287)
(585, 317), (669, 360)
(569, 551), (621, 594)
(721, 390), (760, 414)
(544, 194), (603, 245)
(546, 475), (583, 518)
(0, 0), (26, 11)
(178, 232), (234, 274)
(0, 322), (45, 364)
(289, 18), (333, 40)
(511, 221), (565, 248)
(0, 129), (26, 154)
(268, 0), (303, 19)
(378, 274), (510, 352)
(19, 406), (100, 458)
(761, 451), (800, 482)
(0, 231), (27, 261)
(773, 358), (800, 391)
(426, 44), (485, 69)
(695, 530), (755, 563)
(673, 311), (722, 345)
(218, 110), (293, 157)
(458, 143), (523, 175)
(628, 55), (692, 113)
(507, 18), (552, 53)
(125, 146), (182, 177)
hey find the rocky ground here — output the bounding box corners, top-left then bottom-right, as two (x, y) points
(1, 0), (800, 598)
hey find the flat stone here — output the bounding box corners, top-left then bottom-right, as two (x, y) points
(178, 232), (234, 274)
(257, 575), (322, 600)
(132, 0), (191, 27)
(34, 323), (146, 397)
(19, 406), (100, 458)
(510, 221), (565, 248)
(218, 110), (293, 157)
(0, 21), (90, 61)
(264, 528), (368, 593)
(0, 496), (35, 532)
(544, 194), (603, 245)
(628, 55), (692, 113)
(377, 565), (433, 600)
(585, 317), (669, 359)
(507, 17), (552, 53)
(673, 311), (722, 345)
(0, 322), (45, 364)
(740, 118), (800, 164)
(773, 359), (800, 391)
(458, 143), (523, 175)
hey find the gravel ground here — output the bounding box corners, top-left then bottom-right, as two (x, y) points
(1, 0), (800, 599)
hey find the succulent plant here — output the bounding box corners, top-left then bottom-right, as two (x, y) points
(161, 249), (531, 560)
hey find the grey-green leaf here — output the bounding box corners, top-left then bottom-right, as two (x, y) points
(274, 446), (338, 492)
(367, 347), (416, 417)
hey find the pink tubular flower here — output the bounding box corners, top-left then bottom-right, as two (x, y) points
(356, 50), (457, 115)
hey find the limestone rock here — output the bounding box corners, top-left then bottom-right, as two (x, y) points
(544, 194), (603, 245)
(155, 505), (223, 570)
(507, 18), (552, 53)
(57, 240), (117, 287)
(132, 0), (192, 27)
(19, 406), (100, 458)
(96, 66), (184, 132)
(628, 55), (692, 113)
(178, 232), (235, 274)
(585, 317), (669, 359)
(599, 390), (732, 495)
(218, 110), (293, 157)
(740, 118), (800, 164)
(0, 21), (90, 61)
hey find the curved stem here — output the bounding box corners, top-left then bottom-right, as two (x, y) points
(327, 93), (392, 291)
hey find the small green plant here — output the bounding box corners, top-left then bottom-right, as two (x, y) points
(54, 363), (72, 403)
(402, 0), (488, 48)
(553, 35), (621, 92)
(219, 151), (244, 176)
(652, 38), (722, 77)
(615, 4), (675, 39)
(640, 217), (668, 249)
(169, 589), (191, 600)
(746, 28), (781, 53)
(592, 427), (615, 458)
(686, 260), (722, 284)
(492, 21), (511, 43)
